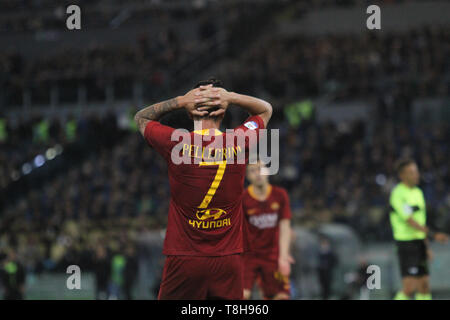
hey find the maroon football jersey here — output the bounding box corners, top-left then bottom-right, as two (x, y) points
(242, 185), (291, 260)
(144, 115), (265, 256)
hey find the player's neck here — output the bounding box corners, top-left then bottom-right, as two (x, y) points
(401, 181), (415, 189)
(194, 119), (220, 131)
(250, 183), (272, 201)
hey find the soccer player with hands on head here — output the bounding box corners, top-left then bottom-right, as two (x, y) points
(135, 78), (272, 300)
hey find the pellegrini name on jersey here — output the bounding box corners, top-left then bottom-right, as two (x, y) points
(181, 143), (243, 161)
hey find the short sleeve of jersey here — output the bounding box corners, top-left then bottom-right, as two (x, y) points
(234, 115), (265, 133)
(279, 188), (292, 220)
(144, 121), (176, 160)
(390, 187), (412, 220)
(232, 115), (265, 150)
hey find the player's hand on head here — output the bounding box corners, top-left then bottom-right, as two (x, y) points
(181, 87), (210, 117)
(195, 87), (230, 117)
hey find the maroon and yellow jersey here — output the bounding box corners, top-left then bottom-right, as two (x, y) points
(144, 115), (265, 256)
(242, 185), (291, 260)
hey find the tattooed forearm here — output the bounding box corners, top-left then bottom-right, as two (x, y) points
(134, 97), (181, 135)
(135, 98), (180, 122)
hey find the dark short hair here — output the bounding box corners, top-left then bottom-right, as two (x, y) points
(194, 77), (224, 89)
(395, 158), (416, 175)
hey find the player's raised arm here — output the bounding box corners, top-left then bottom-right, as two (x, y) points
(230, 93), (273, 128)
(134, 98), (181, 136)
(134, 86), (214, 136)
(196, 88), (273, 128)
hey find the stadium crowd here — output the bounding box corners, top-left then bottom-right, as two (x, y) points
(220, 25), (449, 100)
(1, 27), (207, 106)
(2, 25), (448, 109)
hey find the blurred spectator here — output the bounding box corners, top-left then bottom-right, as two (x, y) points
(124, 244), (138, 300)
(356, 260), (371, 300)
(109, 251), (126, 299)
(317, 236), (338, 300)
(0, 249), (26, 300)
(92, 244), (110, 300)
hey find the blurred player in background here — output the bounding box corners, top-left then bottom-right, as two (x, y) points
(134, 79), (272, 299)
(242, 161), (293, 300)
(390, 159), (449, 300)
(0, 249), (26, 300)
(317, 235), (338, 300)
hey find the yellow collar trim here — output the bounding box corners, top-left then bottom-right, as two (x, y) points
(248, 184), (272, 202)
(193, 129), (223, 136)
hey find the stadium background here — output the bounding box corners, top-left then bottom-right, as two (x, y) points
(0, 0), (449, 299)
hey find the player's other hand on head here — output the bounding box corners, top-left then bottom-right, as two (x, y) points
(434, 232), (449, 244)
(180, 86), (210, 118)
(195, 86), (231, 117)
(278, 255), (295, 277)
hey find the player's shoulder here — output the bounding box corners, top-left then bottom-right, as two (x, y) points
(145, 120), (171, 131)
(144, 120), (178, 139)
(242, 119), (261, 130)
(271, 185), (289, 198)
(389, 184), (402, 202)
(241, 187), (254, 205)
(391, 183), (421, 193)
(413, 186), (424, 195)
(235, 115), (265, 131)
(390, 183), (404, 195)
